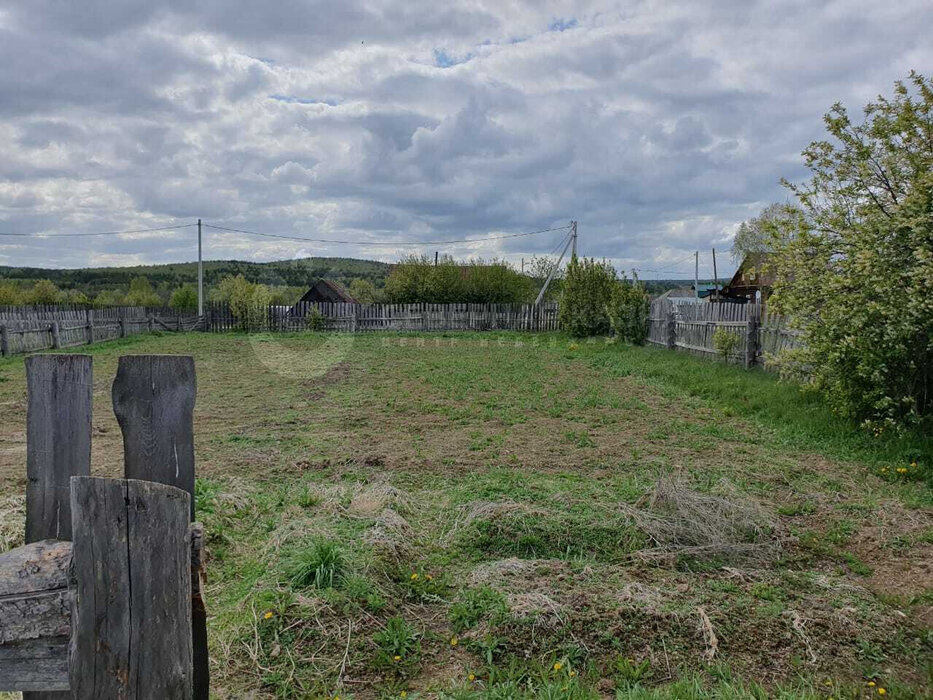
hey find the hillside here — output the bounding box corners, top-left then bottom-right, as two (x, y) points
(0, 257), (391, 298)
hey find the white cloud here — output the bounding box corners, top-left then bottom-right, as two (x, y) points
(1, 0), (931, 278)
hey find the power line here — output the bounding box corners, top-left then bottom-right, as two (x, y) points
(202, 223), (572, 246)
(0, 223), (196, 238)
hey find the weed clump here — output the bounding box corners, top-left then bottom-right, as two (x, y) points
(284, 540), (345, 589)
(621, 473), (781, 568)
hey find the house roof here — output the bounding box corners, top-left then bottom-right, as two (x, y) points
(296, 279), (357, 304)
(725, 253), (775, 291)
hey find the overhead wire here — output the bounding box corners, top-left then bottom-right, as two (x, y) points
(0, 223), (196, 237)
(201, 222), (572, 246)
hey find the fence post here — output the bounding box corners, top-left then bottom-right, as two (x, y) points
(665, 303), (676, 350)
(50, 321), (61, 349)
(745, 307), (760, 369)
(84, 310), (94, 345)
(0, 324), (8, 357)
(119, 317), (126, 338)
(148, 315), (154, 332)
(25, 355), (92, 544)
(69, 476), (193, 699)
(112, 355), (208, 698)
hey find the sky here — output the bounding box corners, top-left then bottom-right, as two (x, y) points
(0, 1), (930, 279)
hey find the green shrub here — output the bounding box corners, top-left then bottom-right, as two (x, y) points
(385, 255), (532, 303)
(169, 284), (198, 312)
(712, 327), (740, 361)
(213, 274), (271, 331)
(305, 307), (326, 331)
(771, 72), (933, 432)
(608, 279), (650, 344)
(558, 257), (617, 337)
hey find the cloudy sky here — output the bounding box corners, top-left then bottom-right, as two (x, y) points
(0, 1), (930, 278)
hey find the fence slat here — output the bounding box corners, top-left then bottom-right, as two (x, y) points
(69, 477), (192, 700)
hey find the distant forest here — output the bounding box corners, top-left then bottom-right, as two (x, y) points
(0, 255), (695, 307)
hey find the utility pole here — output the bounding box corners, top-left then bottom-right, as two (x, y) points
(434, 251), (438, 267)
(197, 218), (203, 317)
(570, 220), (578, 258)
(712, 247), (719, 299)
(521, 258), (524, 274)
(694, 251), (699, 299)
(534, 231), (574, 306)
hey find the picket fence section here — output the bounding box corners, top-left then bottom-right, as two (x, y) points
(206, 301), (561, 333)
(0, 305), (202, 357)
(647, 299), (804, 368)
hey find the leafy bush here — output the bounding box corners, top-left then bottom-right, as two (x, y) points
(26, 279), (63, 305)
(771, 72), (933, 432)
(0, 282), (22, 305)
(169, 284), (198, 312)
(385, 255), (533, 303)
(608, 279), (650, 344)
(305, 307), (326, 331)
(125, 276), (163, 307)
(213, 274), (271, 331)
(712, 328), (740, 361)
(558, 257), (617, 337)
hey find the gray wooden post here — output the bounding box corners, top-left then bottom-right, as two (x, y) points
(148, 315), (154, 332)
(665, 303), (676, 350)
(745, 312), (759, 369)
(50, 322), (60, 349)
(0, 324), (8, 357)
(70, 477), (192, 700)
(112, 355), (208, 699)
(26, 355), (92, 544)
(119, 317), (126, 338)
(84, 310), (93, 345)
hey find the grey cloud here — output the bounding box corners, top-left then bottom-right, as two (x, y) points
(0, 1), (931, 275)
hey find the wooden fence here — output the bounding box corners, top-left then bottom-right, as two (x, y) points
(206, 301), (561, 333)
(647, 299), (804, 368)
(0, 305), (202, 357)
(0, 354), (209, 699)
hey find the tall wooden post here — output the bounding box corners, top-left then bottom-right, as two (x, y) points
(745, 307), (760, 369)
(70, 477), (192, 699)
(665, 303), (677, 350)
(24, 354), (92, 700)
(0, 324), (9, 357)
(50, 322), (60, 349)
(112, 355), (208, 699)
(84, 310), (94, 345)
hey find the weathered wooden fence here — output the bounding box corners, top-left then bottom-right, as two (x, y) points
(0, 306), (202, 357)
(647, 299), (803, 368)
(207, 301), (561, 333)
(0, 354), (209, 699)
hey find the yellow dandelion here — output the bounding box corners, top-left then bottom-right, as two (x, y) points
(897, 467), (907, 474)
(450, 636), (459, 646)
(468, 673), (475, 681)
(553, 662), (563, 671)
(393, 655), (401, 662)
(878, 689), (886, 695)
(263, 611), (273, 620)
(824, 679), (833, 686)
(910, 461), (917, 468)
(410, 572), (419, 580)
(867, 681), (876, 687)
(569, 670), (577, 678)
(400, 693), (407, 699)
(426, 574), (433, 581)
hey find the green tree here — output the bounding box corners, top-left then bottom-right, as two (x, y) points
(125, 276), (162, 307)
(771, 71), (933, 431)
(558, 257), (617, 337)
(169, 284), (199, 312)
(732, 203), (800, 262)
(94, 289), (127, 307)
(213, 274), (271, 330)
(608, 276), (650, 344)
(348, 278), (379, 304)
(0, 282), (22, 305)
(384, 255), (531, 303)
(27, 279), (62, 304)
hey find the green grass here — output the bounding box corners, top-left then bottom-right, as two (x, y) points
(0, 330), (930, 698)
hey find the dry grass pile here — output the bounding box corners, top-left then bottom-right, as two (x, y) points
(622, 473), (781, 567)
(0, 494), (25, 550)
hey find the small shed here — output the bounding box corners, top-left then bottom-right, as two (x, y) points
(294, 279), (357, 305)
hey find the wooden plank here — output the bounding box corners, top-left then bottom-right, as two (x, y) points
(70, 477), (193, 700)
(0, 638), (69, 691)
(0, 540), (72, 693)
(26, 355), (93, 544)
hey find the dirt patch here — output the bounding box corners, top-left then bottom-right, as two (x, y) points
(305, 361), (351, 400)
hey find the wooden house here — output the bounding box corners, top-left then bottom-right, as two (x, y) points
(722, 253), (775, 304)
(291, 279), (357, 310)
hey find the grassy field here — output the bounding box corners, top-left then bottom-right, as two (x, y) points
(0, 331), (930, 699)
